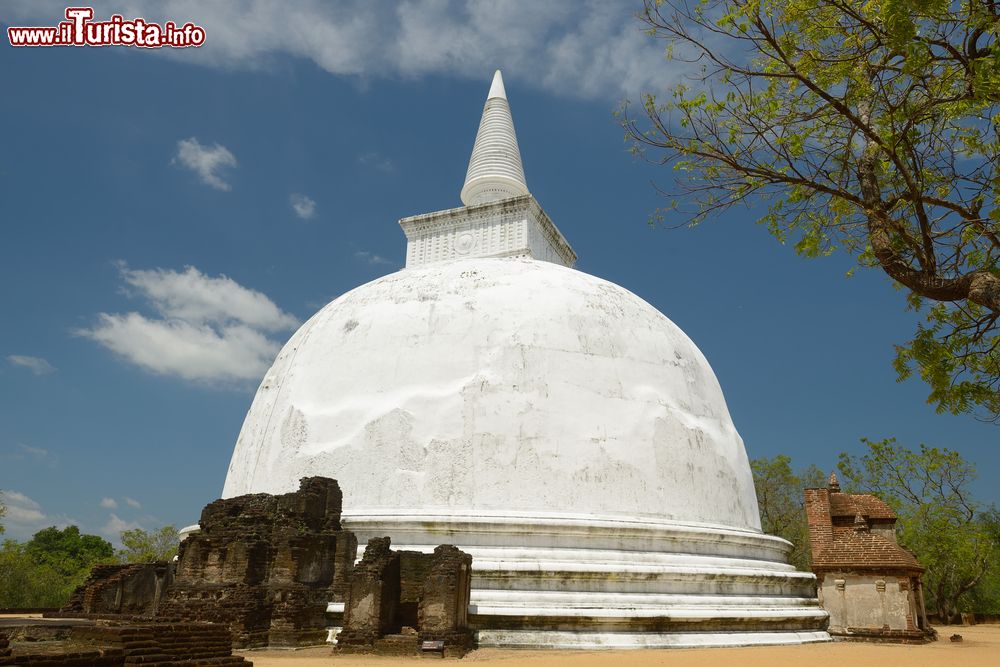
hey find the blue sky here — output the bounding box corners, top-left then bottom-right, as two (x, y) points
(1, 1), (996, 544)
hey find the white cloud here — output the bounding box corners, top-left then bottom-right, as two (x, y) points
(173, 137), (237, 191)
(124, 497), (142, 509)
(101, 513), (143, 540)
(7, 354), (55, 375)
(358, 152), (395, 173)
(17, 443), (50, 459)
(0, 490), (76, 539)
(100, 497), (118, 509)
(77, 264), (298, 385)
(81, 313), (283, 383)
(3, 2), (681, 100)
(290, 193), (317, 219)
(3, 444), (56, 466)
(117, 264), (298, 331)
(355, 250), (395, 266)
(3, 491), (46, 524)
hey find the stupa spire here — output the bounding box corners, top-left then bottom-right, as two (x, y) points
(488, 68), (507, 100)
(399, 68), (575, 269)
(460, 70), (529, 206)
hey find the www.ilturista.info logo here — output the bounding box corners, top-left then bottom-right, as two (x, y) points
(7, 7), (206, 48)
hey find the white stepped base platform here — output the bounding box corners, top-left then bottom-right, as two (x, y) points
(477, 630), (830, 649)
(341, 511), (830, 649)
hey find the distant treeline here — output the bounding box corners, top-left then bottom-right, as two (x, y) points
(0, 523), (178, 609)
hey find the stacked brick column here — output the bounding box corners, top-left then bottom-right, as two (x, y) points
(417, 544), (474, 655)
(336, 537), (401, 650)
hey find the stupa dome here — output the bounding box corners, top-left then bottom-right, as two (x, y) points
(223, 257), (760, 532)
(218, 70), (827, 649)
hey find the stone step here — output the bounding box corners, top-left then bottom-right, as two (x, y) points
(373, 634), (420, 656)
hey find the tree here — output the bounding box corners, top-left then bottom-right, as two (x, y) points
(24, 526), (114, 579)
(838, 437), (999, 622)
(0, 526), (114, 608)
(966, 508), (1000, 614)
(117, 526), (179, 563)
(0, 540), (70, 608)
(0, 490), (6, 536)
(625, 0), (1000, 419)
(751, 455), (825, 569)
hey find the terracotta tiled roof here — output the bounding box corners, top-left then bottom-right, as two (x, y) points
(812, 527), (923, 572)
(828, 493), (896, 520)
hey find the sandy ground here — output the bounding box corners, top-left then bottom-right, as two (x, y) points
(238, 625), (1000, 667)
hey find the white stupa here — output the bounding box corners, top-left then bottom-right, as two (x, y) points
(223, 71), (829, 648)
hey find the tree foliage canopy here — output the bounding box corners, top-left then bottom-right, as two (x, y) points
(117, 526), (179, 563)
(0, 540), (75, 609)
(0, 526), (114, 609)
(750, 454), (825, 569)
(626, 0), (1000, 418)
(24, 526), (114, 579)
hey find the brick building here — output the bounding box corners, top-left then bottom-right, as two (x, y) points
(804, 473), (933, 642)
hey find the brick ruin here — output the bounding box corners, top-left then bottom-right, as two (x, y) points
(416, 545), (473, 649)
(0, 622), (250, 666)
(57, 477), (357, 649)
(336, 537), (473, 657)
(336, 537), (400, 647)
(62, 563), (173, 617)
(157, 476), (357, 648)
(55, 476), (475, 654)
(805, 473), (934, 642)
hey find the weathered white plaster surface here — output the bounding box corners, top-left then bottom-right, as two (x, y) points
(221, 256), (829, 647)
(473, 630), (830, 649)
(223, 257), (760, 532)
(400, 195), (576, 268)
(461, 70), (528, 206)
(821, 574), (915, 632)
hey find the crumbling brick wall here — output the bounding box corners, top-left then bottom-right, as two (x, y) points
(56, 477), (355, 649)
(158, 476), (356, 648)
(72, 622), (250, 665)
(336, 537), (401, 648)
(336, 538), (473, 656)
(62, 562), (173, 617)
(1, 621), (250, 666)
(418, 544), (473, 650)
(397, 550), (435, 629)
